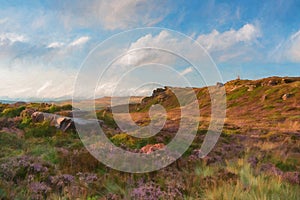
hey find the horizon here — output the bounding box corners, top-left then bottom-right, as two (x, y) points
(0, 75), (298, 102)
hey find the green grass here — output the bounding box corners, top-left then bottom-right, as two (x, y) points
(227, 86), (248, 101)
(28, 144), (59, 164)
(263, 105), (275, 110)
(110, 133), (149, 149)
(24, 121), (57, 138)
(249, 85), (265, 100)
(0, 132), (24, 158)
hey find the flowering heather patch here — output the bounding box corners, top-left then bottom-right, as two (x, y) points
(77, 172), (98, 184)
(50, 174), (75, 190)
(131, 180), (183, 200)
(0, 155), (51, 183)
(29, 181), (51, 200)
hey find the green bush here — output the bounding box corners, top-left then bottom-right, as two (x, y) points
(48, 104), (60, 113)
(60, 104), (73, 110)
(25, 121), (57, 138)
(96, 111), (117, 128)
(110, 133), (148, 149)
(17, 116), (32, 129)
(276, 161), (296, 172)
(1, 106), (25, 118)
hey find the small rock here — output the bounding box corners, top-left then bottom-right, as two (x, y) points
(247, 85), (255, 91)
(282, 93), (292, 100)
(267, 80), (277, 86)
(216, 82), (224, 87)
(140, 143), (165, 154)
(261, 94), (267, 102)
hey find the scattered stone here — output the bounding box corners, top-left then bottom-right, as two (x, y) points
(247, 85), (255, 91)
(140, 143), (165, 154)
(267, 80), (278, 86)
(281, 78), (294, 84)
(282, 93), (292, 100)
(261, 94), (267, 102)
(152, 87), (168, 97)
(216, 82), (224, 87)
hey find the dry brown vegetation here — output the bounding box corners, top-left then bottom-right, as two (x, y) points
(0, 76), (299, 199)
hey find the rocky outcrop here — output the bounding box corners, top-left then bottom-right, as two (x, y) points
(32, 112), (73, 132)
(31, 112), (104, 132)
(216, 82), (224, 87)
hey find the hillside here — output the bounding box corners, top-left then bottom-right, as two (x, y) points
(0, 76), (299, 199)
(106, 76), (299, 137)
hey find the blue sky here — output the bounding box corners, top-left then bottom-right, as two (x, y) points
(0, 0), (299, 100)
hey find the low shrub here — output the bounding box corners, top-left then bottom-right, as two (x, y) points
(17, 116), (32, 129)
(96, 111), (117, 128)
(1, 106), (25, 118)
(25, 121), (57, 138)
(110, 133), (148, 149)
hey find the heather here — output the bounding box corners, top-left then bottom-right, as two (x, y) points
(0, 77), (299, 199)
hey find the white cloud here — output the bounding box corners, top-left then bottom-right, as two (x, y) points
(179, 67), (193, 76)
(117, 25), (261, 66)
(0, 18), (8, 24)
(270, 30), (300, 63)
(196, 23), (261, 52)
(0, 65), (77, 99)
(47, 42), (65, 48)
(57, 0), (169, 30)
(69, 36), (90, 46)
(37, 81), (52, 95)
(0, 33), (27, 46)
(285, 30), (300, 62)
(117, 31), (178, 66)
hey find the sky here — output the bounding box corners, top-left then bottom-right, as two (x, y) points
(0, 0), (300, 100)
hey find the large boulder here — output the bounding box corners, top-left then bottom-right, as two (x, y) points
(31, 112), (74, 132)
(31, 112), (45, 123)
(31, 112), (103, 132)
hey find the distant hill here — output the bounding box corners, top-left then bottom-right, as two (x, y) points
(57, 96), (145, 110)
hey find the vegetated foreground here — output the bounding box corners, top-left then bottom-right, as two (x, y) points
(0, 76), (299, 199)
